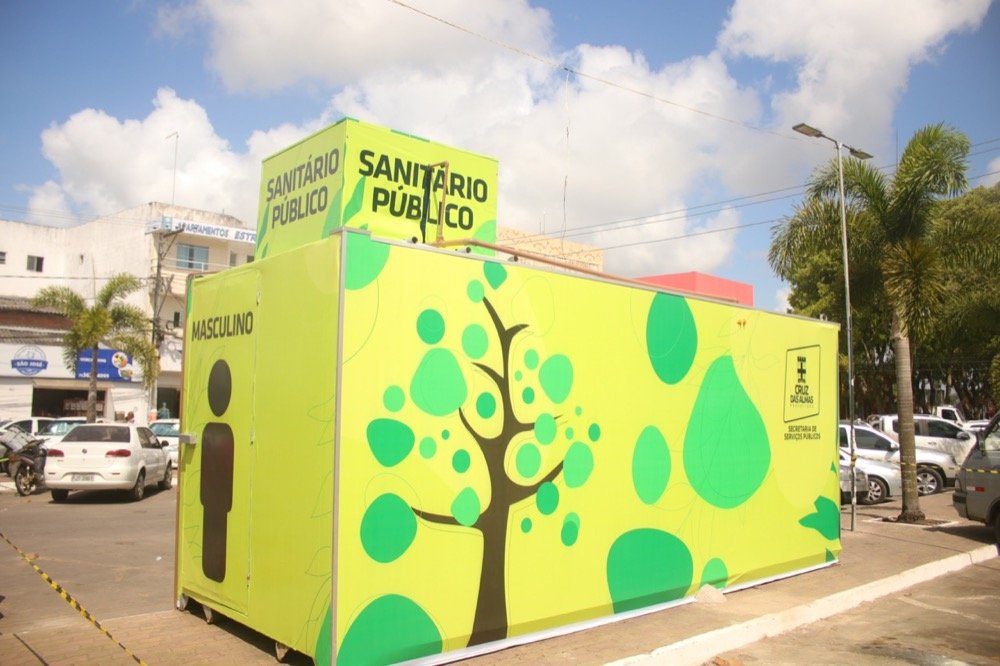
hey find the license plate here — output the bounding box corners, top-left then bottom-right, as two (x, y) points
(70, 473), (93, 482)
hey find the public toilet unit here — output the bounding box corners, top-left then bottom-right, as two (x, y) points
(175, 119), (842, 664)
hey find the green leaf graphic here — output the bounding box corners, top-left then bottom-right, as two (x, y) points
(799, 497), (840, 540)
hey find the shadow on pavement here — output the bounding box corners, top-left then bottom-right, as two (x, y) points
(179, 600), (313, 665)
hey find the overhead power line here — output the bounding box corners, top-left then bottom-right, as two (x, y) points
(386, 0), (791, 140)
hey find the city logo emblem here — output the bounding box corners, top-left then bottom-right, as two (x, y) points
(11, 345), (48, 376)
(784, 345), (821, 423)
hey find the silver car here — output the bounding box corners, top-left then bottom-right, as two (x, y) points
(866, 414), (976, 465)
(839, 456), (869, 505)
(840, 422), (958, 495)
(839, 449), (901, 504)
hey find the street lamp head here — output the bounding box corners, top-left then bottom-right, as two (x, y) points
(793, 123), (824, 138)
(847, 147), (873, 160)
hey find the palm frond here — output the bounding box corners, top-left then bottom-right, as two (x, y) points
(880, 239), (947, 339)
(32, 286), (86, 319)
(96, 273), (143, 308)
(769, 198), (842, 279)
(889, 124), (970, 242)
(109, 303), (151, 333)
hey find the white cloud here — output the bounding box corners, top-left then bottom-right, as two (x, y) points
(26, 0), (993, 285)
(328, 42), (759, 277)
(159, 0), (554, 93)
(774, 284), (792, 314)
(35, 89), (281, 224)
(26, 181), (75, 227)
(719, 0), (991, 153)
(983, 156), (1000, 187)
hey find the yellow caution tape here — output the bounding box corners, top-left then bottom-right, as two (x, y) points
(0, 530), (147, 665)
(894, 461), (939, 468)
(961, 467), (1000, 475)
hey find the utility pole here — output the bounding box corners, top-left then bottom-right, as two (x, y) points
(149, 224), (183, 421)
(148, 131), (181, 422)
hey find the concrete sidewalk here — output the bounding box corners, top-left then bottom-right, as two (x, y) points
(0, 489), (996, 665)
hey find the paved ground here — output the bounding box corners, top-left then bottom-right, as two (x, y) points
(0, 476), (996, 665)
(709, 562), (1000, 665)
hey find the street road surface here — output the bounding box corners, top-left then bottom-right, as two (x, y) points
(1, 480), (996, 665)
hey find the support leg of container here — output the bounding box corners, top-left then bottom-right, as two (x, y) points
(275, 641), (290, 662)
(203, 605), (217, 625)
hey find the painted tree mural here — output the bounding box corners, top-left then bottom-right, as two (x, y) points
(334, 238), (839, 664)
(359, 259), (596, 647)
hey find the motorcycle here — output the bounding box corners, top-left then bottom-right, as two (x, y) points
(1, 428), (47, 496)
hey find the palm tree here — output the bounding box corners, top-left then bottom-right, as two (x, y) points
(33, 274), (159, 423)
(771, 124), (970, 522)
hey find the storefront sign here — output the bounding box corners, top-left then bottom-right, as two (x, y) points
(76, 349), (137, 382)
(145, 216), (257, 244)
(10, 345), (48, 376)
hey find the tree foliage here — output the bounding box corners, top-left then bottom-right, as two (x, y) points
(33, 274), (158, 421)
(915, 183), (1000, 414)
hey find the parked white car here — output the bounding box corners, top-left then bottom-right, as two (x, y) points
(149, 418), (180, 466)
(839, 457), (869, 505)
(839, 448), (901, 504)
(966, 419), (991, 434)
(44, 424), (171, 502)
(931, 404), (966, 424)
(36, 417), (88, 443)
(840, 422), (959, 495)
(0, 416), (55, 436)
(865, 414), (976, 468)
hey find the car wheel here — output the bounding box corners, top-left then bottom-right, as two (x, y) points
(14, 465), (36, 496)
(158, 463), (173, 490)
(915, 467), (942, 496)
(51, 489), (69, 502)
(862, 477), (888, 505)
(129, 470), (146, 502)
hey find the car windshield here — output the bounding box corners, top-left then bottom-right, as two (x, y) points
(984, 422), (1000, 452)
(150, 422), (179, 437)
(62, 425), (130, 443)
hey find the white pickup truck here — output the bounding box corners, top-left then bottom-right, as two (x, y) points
(932, 404), (966, 424)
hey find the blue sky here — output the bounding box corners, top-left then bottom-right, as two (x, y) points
(2, 0), (998, 311)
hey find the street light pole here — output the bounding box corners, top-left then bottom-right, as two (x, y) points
(793, 123), (872, 531)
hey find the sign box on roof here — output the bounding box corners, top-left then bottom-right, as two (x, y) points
(255, 118), (499, 259)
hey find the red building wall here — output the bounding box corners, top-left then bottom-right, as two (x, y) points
(638, 272), (754, 307)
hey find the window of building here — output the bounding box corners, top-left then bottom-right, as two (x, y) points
(0, 251), (6, 264)
(176, 243), (209, 271)
(27, 255), (44, 272)
(246, 255), (254, 264)
(173, 311), (182, 328)
(229, 251), (237, 267)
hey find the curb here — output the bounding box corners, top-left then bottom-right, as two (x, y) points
(609, 543), (999, 666)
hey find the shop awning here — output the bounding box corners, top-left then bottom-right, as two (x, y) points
(31, 378), (125, 391)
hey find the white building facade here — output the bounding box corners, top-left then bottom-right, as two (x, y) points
(0, 202), (256, 423)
